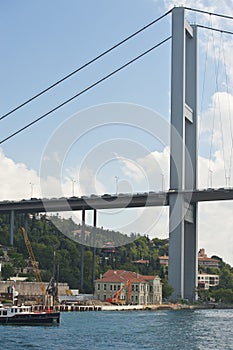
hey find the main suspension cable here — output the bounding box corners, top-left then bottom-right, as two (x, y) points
(0, 9), (172, 122)
(197, 25), (233, 36)
(185, 6), (233, 21)
(0, 36), (171, 145)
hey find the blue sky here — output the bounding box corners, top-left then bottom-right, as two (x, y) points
(0, 0), (171, 169)
(1, 1), (233, 265)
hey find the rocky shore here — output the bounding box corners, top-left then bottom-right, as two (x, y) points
(144, 303), (233, 310)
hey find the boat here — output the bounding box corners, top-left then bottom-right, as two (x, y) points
(0, 304), (60, 326)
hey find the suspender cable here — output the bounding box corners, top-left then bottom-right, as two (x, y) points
(221, 32), (233, 187)
(210, 20), (227, 187)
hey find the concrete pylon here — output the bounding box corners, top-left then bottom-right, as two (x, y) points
(10, 210), (14, 245)
(168, 7), (198, 301)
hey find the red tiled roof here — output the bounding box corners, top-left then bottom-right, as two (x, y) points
(132, 259), (149, 264)
(198, 257), (219, 262)
(158, 255), (219, 263)
(95, 270), (158, 283)
(143, 275), (159, 281)
(159, 255), (169, 259)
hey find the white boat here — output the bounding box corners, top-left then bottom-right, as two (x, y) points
(0, 305), (60, 326)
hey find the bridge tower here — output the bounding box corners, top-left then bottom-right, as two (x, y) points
(168, 7), (198, 301)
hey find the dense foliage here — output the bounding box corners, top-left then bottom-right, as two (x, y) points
(0, 213), (232, 302)
(199, 259), (233, 303)
(0, 213), (170, 294)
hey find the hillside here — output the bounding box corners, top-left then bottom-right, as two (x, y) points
(0, 213), (169, 293)
(0, 213), (232, 302)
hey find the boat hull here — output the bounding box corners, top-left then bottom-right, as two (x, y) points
(0, 312), (60, 326)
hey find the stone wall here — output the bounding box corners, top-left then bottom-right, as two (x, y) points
(0, 281), (69, 296)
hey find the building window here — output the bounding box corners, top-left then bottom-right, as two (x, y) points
(136, 285), (139, 292)
(114, 285), (117, 291)
(110, 285), (113, 291)
(97, 284), (100, 291)
(131, 285), (135, 292)
(104, 284), (107, 291)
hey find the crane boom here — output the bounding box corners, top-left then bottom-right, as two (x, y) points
(106, 280), (131, 304)
(21, 227), (46, 296)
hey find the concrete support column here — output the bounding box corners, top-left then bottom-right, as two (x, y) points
(168, 7), (198, 301)
(92, 209), (97, 293)
(10, 210), (15, 246)
(80, 209), (85, 292)
(24, 214), (28, 233)
(184, 24), (198, 301)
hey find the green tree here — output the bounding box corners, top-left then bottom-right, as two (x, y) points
(1, 263), (15, 280)
(161, 278), (174, 299)
(219, 266), (233, 289)
(212, 288), (233, 303)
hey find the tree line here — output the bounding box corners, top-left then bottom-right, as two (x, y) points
(0, 213), (232, 302)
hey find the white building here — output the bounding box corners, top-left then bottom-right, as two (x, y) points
(198, 273), (219, 290)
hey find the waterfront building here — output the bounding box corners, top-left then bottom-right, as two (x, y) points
(198, 273), (219, 290)
(94, 269), (162, 305)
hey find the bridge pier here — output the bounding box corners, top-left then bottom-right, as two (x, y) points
(168, 7), (198, 301)
(92, 209), (97, 293)
(80, 209), (85, 292)
(10, 210), (14, 245)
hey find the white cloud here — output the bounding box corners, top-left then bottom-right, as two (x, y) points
(116, 147), (170, 191)
(0, 149), (39, 200)
(199, 92), (233, 186)
(1, 0), (233, 267)
(198, 201), (233, 264)
(0, 134), (233, 265)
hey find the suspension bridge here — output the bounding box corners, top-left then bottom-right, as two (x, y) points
(1, 6), (233, 301)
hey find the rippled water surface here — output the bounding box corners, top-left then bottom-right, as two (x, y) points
(0, 309), (233, 349)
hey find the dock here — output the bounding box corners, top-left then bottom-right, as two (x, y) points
(32, 304), (181, 312)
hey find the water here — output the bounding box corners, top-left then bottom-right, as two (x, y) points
(0, 309), (233, 349)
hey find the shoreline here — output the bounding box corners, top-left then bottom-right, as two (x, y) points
(30, 302), (233, 312)
(101, 303), (233, 311)
(144, 303), (233, 311)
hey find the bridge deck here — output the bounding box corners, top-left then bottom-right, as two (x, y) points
(0, 188), (233, 214)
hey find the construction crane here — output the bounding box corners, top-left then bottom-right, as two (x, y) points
(106, 280), (131, 304)
(21, 227), (47, 303)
